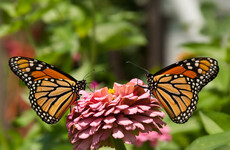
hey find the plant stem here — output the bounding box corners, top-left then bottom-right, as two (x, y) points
(112, 137), (127, 150)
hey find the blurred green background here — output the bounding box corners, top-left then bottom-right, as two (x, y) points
(1, 0), (230, 150)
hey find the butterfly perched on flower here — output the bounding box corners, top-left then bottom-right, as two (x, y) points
(144, 57), (219, 124)
(9, 56), (86, 124)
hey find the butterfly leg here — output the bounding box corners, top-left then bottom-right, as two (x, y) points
(75, 100), (79, 112)
(70, 106), (72, 113)
(135, 84), (148, 89)
(87, 84), (94, 92)
(146, 89), (152, 103)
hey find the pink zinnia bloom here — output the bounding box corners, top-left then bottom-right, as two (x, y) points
(89, 81), (99, 89)
(66, 79), (166, 150)
(135, 126), (172, 147)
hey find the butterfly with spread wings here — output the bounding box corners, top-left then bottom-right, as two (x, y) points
(145, 57), (219, 124)
(9, 56), (86, 124)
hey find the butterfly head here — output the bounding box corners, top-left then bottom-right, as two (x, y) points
(146, 73), (155, 90)
(146, 73), (152, 78)
(77, 80), (86, 91)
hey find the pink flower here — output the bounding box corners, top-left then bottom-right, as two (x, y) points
(89, 81), (99, 89)
(2, 37), (35, 57)
(66, 79), (166, 150)
(135, 126), (172, 147)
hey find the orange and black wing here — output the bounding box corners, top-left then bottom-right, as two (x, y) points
(9, 56), (86, 124)
(9, 56), (77, 87)
(146, 57), (219, 123)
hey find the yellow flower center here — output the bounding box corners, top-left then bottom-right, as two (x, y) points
(108, 88), (115, 94)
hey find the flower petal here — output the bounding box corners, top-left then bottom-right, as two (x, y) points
(92, 131), (104, 146)
(113, 109), (121, 114)
(78, 117), (95, 127)
(123, 107), (138, 114)
(93, 110), (105, 117)
(144, 110), (165, 118)
(131, 115), (153, 124)
(74, 123), (83, 130)
(137, 105), (151, 111)
(117, 114), (133, 126)
(112, 128), (124, 139)
(90, 117), (103, 127)
(104, 107), (115, 116)
(67, 79), (166, 150)
(102, 123), (113, 129)
(142, 124), (153, 132)
(124, 124), (135, 131)
(104, 116), (116, 124)
(78, 128), (91, 139)
(116, 105), (129, 109)
(132, 119), (145, 130)
(75, 138), (92, 150)
(130, 78), (145, 85)
(137, 92), (150, 100)
(122, 130), (136, 144)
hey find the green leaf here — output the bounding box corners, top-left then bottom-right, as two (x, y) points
(0, 21), (23, 37)
(7, 128), (23, 150)
(13, 110), (35, 127)
(71, 61), (91, 80)
(0, 2), (17, 17)
(0, 122), (10, 150)
(0, 25), (11, 37)
(16, 0), (32, 15)
(50, 144), (73, 150)
(166, 116), (201, 134)
(24, 123), (43, 140)
(198, 91), (220, 110)
(48, 25), (80, 55)
(186, 131), (230, 150)
(199, 111), (223, 134)
(112, 137), (127, 150)
(182, 43), (225, 59)
(205, 112), (230, 131)
(95, 21), (146, 50)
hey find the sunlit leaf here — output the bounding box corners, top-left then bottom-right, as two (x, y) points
(186, 131), (230, 150)
(95, 21), (146, 50)
(182, 43), (225, 59)
(167, 116), (201, 134)
(205, 112), (230, 131)
(13, 110), (35, 127)
(0, 2), (17, 17)
(0, 24), (11, 37)
(16, 0), (32, 15)
(199, 111), (223, 134)
(0, 123), (10, 150)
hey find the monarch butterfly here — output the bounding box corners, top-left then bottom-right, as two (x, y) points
(9, 56), (86, 124)
(145, 57), (219, 124)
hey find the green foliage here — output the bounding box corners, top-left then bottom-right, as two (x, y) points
(0, 0), (147, 149)
(168, 2), (230, 150)
(1, 0), (230, 150)
(199, 112), (223, 134)
(186, 131), (230, 150)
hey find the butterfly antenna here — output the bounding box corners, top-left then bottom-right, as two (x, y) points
(83, 69), (95, 80)
(126, 61), (149, 74)
(83, 69), (105, 80)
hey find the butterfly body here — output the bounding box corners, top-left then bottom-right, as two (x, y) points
(9, 56), (86, 124)
(146, 57), (219, 124)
